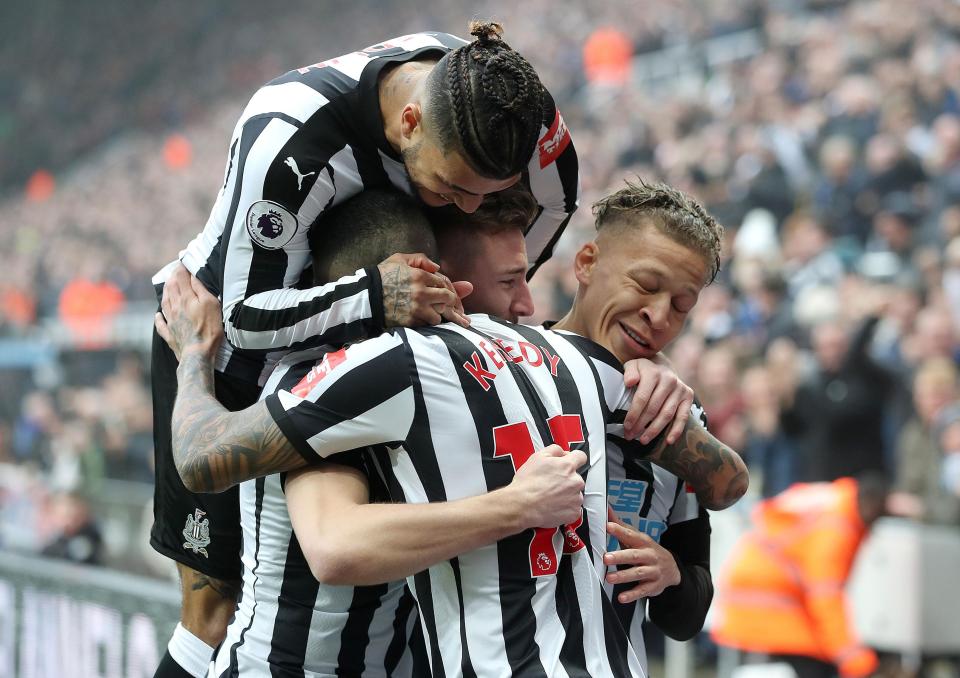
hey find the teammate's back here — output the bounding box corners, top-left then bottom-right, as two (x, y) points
(264, 314), (646, 676)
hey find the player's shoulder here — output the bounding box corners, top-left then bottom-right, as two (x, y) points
(545, 328), (622, 374)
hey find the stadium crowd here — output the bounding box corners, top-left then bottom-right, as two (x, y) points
(0, 0), (958, 615)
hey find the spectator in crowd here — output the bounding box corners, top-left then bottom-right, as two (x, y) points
(695, 344), (746, 450)
(781, 314), (895, 481)
(812, 135), (867, 243)
(39, 491), (104, 565)
(741, 364), (796, 497)
(894, 357), (960, 525)
(780, 211), (845, 299)
(938, 404), (960, 503)
(57, 258), (126, 349)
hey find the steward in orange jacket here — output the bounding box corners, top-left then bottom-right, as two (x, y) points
(711, 477), (887, 678)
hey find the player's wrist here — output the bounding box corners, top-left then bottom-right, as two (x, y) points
(490, 484), (530, 535)
(178, 342), (217, 367)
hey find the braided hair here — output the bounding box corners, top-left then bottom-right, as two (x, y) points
(425, 21), (545, 180)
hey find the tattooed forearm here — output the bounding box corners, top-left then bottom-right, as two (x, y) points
(172, 351), (307, 493)
(645, 416), (749, 511)
(380, 263), (413, 328)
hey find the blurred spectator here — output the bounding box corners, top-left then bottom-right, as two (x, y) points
(865, 191), (923, 274)
(696, 344), (745, 449)
(812, 135), (868, 242)
(12, 391), (60, 465)
(780, 212), (845, 298)
(894, 358), (960, 525)
(741, 364), (797, 497)
(58, 258), (126, 349)
(938, 404), (960, 501)
(781, 316), (895, 481)
(39, 491), (104, 565)
(902, 304), (960, 369)
(582, 27), (633, 86)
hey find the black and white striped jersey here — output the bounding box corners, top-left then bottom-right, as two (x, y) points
(213, 347), (421, 678)
(153, 32), (580, 385)
(263, 315), (646, 677)
(603, 406), (706, 674)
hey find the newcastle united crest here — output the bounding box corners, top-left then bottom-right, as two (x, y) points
(183, 509), (211, 558)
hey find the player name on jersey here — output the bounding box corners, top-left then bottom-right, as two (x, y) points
(463, 337), (562, 390)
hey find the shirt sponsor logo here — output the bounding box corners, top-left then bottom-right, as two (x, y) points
(291, 348), (348, 397)
(538, 109), (572, 169)
(246, 200), (298, 250)
(606, 478), (667, 550)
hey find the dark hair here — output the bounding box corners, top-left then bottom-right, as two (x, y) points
(429, 183), (538, 235)
(425, 21), (545, 180)
(593, 177), (724, 284)
(309, 190), (437, 283)
(430, 185), (537, 274)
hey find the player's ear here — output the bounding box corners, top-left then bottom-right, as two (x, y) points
(573, 241), (599, 286)
(400, 103), (423, 142)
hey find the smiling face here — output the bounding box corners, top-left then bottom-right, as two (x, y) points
(568, 221), (711, 363)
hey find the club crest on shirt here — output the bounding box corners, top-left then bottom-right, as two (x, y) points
(183, 509), (211, 557)
(246, 200), (298, 250)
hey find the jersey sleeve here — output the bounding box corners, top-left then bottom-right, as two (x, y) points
(648, 509), (713, 641)
(180, 87), (380, 353)
(225, 267), (385, 352)
(608, 397), (710, 463)
(525, 88), (580, 279)
(263, 333), (415, 462)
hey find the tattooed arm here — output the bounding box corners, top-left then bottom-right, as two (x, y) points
(646, 414), (748, 510)
(156, 267), (307, 493)
(377, 253), (472, 327)
(172, 350), (306, 493)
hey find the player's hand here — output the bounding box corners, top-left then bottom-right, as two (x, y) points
(507, 445), (586, 528)
(155, 264), (224, 361)
(602, 506), (680, 603)
(622, 358), (694, 445)
(378, 253), (473, 328)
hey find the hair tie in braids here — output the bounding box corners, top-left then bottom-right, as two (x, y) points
(468, 20), (504, 45)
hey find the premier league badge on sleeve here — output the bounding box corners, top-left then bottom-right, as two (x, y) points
(246, 200), (298, 250)
(183, 509), (211, 558)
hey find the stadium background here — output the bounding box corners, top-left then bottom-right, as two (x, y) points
(2, 0), (960, 675)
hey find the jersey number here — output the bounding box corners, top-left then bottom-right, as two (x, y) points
(492, 415), (586, 577)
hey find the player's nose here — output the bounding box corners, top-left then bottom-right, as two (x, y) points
(511, 281), (535, 319)
(457, 193), (484, 213)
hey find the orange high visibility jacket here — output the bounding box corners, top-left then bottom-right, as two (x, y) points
(711, 478), (878, 677)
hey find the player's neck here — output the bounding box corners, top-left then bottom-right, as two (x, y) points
(379, 60), (436, 153)
(551, 306), (586, 338)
